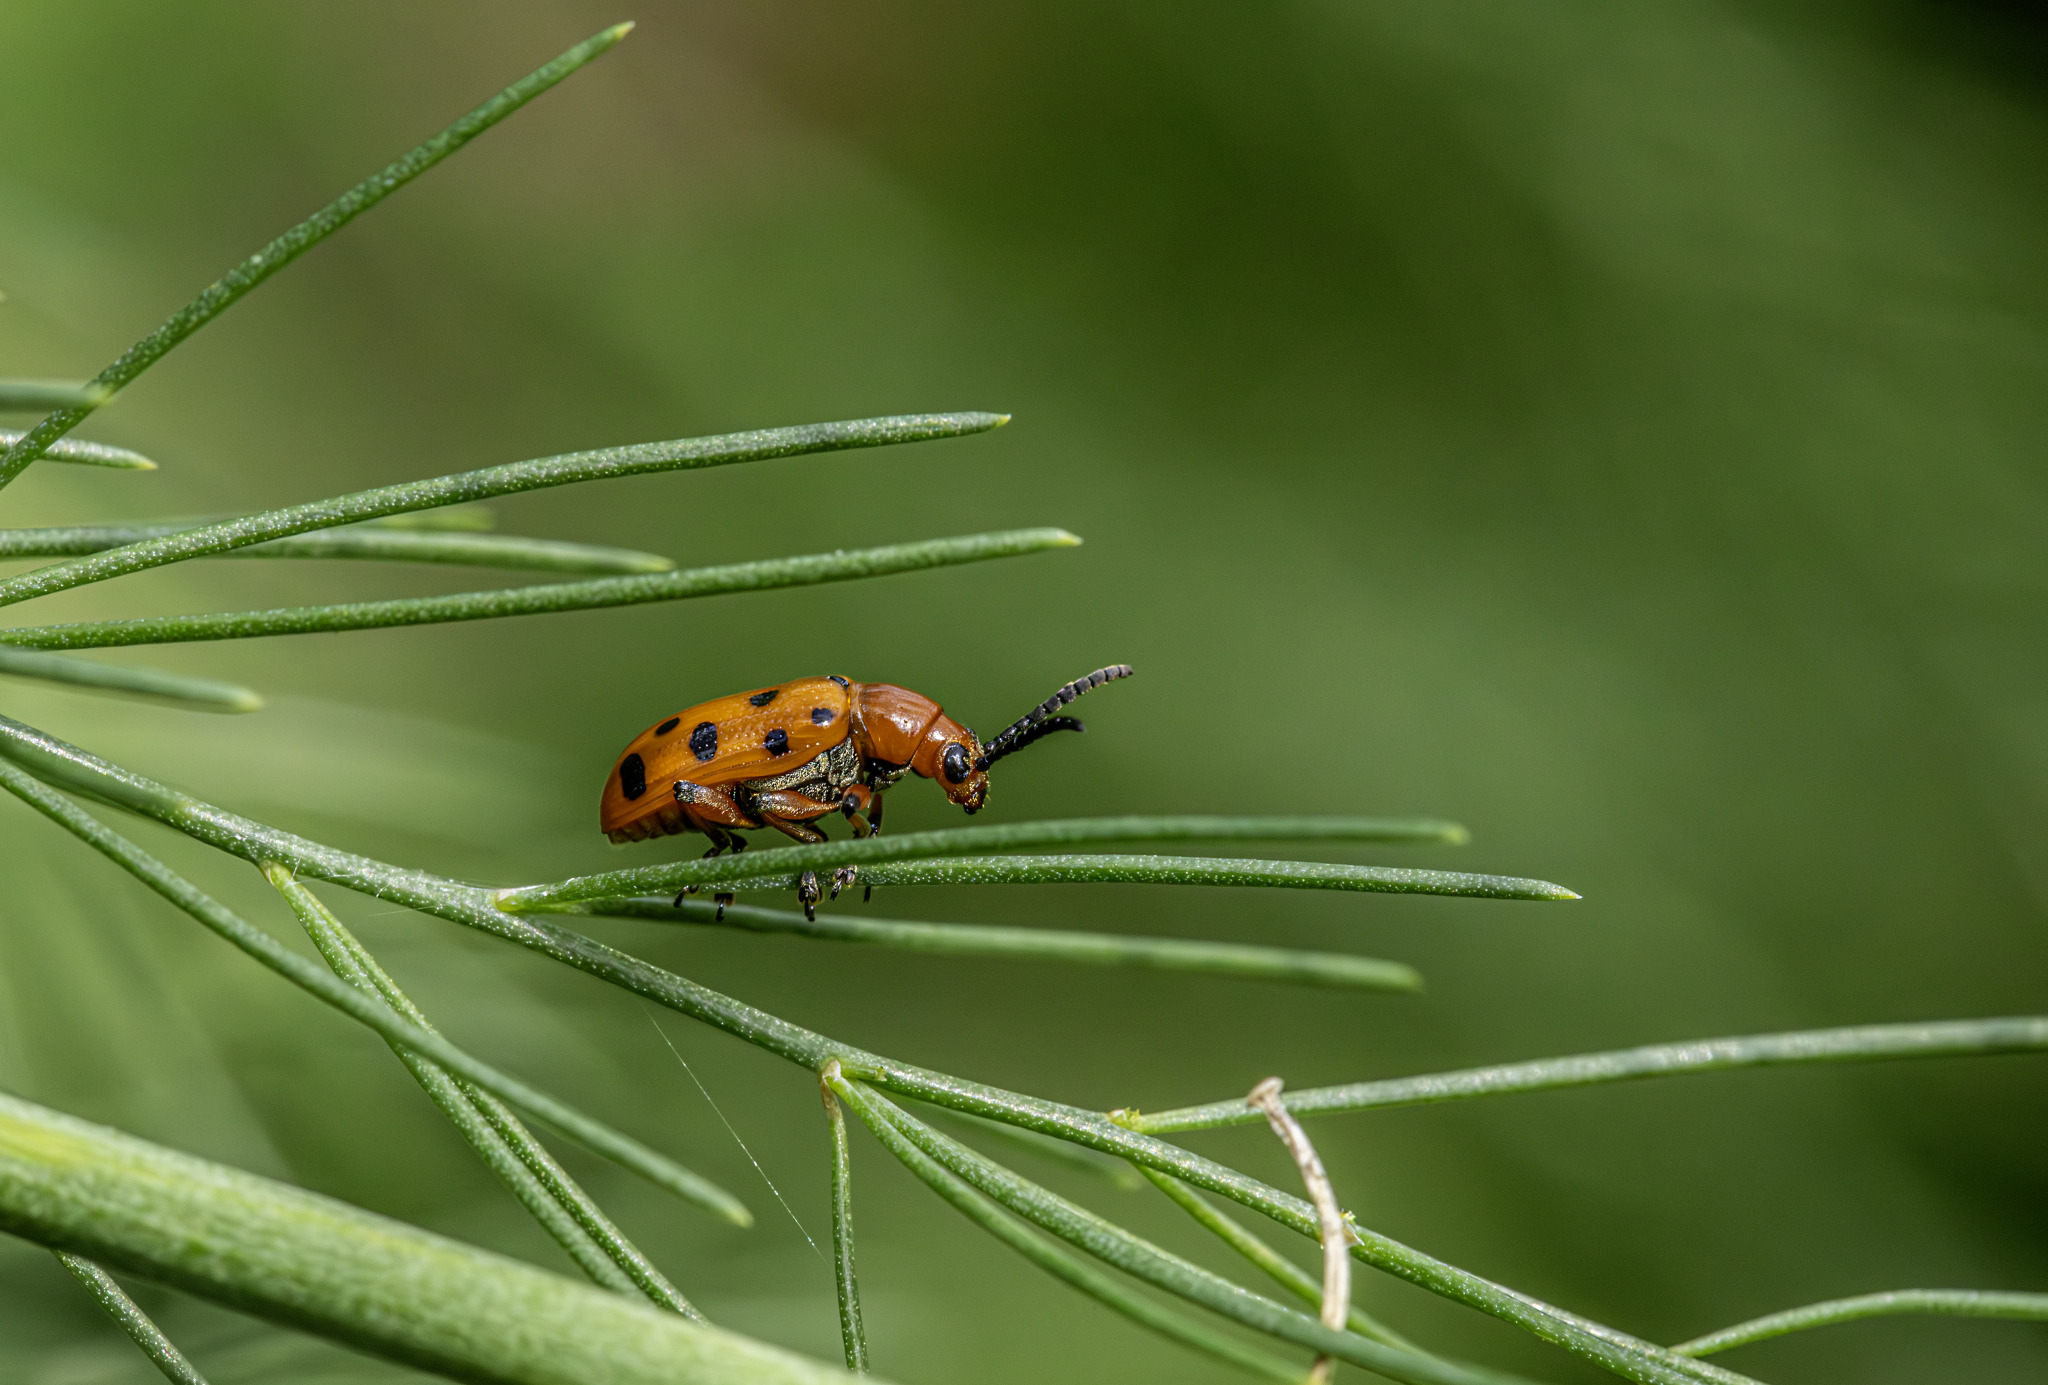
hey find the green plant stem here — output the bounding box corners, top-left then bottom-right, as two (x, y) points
(0, 525), (674, 574)
(837, 1077), (1537, 1385)
(0, 715), (1803, 1385)
(0, 413), (1004, 609)
(830, 1075), (1304, 1383)
(0, 758), (748, 1227)
(1134, 1166), (1418, 1352)
(1671, 1290), (2048, 1357)
(0, 430), (154, 470)
(262, 865), (701, 1320)
(0, 529), (1074, 648)
(1129, 1016), (2048, 1133)
(821, 1069), (870, 1375)
(585, 897), (1422, 992)
(0, 1094), (861, 1385)
(498, 816), (1541, 910)
(56, 1252), (210, 1384)
(0, 26), (632, 495)
(0, 647), (260, 713)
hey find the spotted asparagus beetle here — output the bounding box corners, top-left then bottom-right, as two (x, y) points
(599, 666), (1133, 917)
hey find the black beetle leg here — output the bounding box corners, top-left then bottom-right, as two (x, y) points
(862, 791), (882, 903)
(676, 830), (731, 905)
(709, 834), (747, 915)
(830, 865), (858, 900)
(711, 832), (746, 915)
(797, 870), (822, 922)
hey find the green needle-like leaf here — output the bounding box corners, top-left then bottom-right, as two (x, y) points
(0, 530), (1075, 648)
(821, 1074), (870, 1375)
(0, 760), (750, 1227)
(0, 413), (1006, 608)
(585, 896), (1422, 991)
(499, 815), (1494, 910)
(1129, 1016), (2048, 1132)
(265, 864), (701, 1319)
(0, 431), (155, 470)
(0, 380), (112, 413)
(0, 525), (674, 574)
(0, 647), (261, 712)
(0, 1094), (858, 1385)
(711, 855), (1575, 902)
(596, 857), (1571, 909)
(231, 529), (675, 572)
(1672, 1290), (2048, 1357)
(0, 25), (634, 494)
(56, 1253), (210, 1385)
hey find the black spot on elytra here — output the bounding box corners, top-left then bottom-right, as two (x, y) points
(619, 753), (647, 800)
(656, 717), (680, 736)
(765, 728), (790, 756)
(689, 722), (717, 762)
(749, 689), (779, 707)
(828, 674), (850, 687)
(811, 706), (835, 725)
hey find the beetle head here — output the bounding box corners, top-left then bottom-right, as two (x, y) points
(906, 717), (991, 812)
(938, 733), (989, 813)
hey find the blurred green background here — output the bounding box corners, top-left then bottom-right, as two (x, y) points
(1, 2), (2046, 1381)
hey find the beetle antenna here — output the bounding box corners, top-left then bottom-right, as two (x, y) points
(984, 715), (1085, 765)
(974, 665), (1133, 772)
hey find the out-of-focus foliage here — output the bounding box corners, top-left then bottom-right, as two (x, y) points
(1, 3), (2045, 1382)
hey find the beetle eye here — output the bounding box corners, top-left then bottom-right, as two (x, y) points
(942, 743), (971, 784)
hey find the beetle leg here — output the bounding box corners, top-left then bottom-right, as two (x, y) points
(676, 828), (743, 917)
(743, 792), (838, 912)
(838, 784), (874, 837)
(861, 793), (884, 902)
(683, 830), (736, 910)
(674, 782), (756, 828)
(669, 796), (753, 905)
(713, 835), (744, 919)
(671, 815), (743, 905)
(830, 866), (858, 899)
(753, 790), (834, 844)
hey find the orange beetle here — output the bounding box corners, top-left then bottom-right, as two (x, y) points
(600, 666), (1133, 916)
